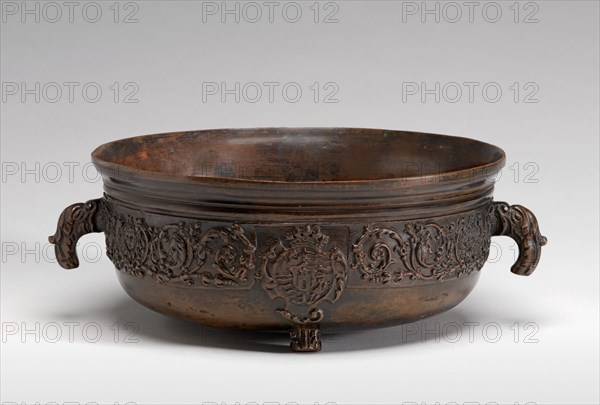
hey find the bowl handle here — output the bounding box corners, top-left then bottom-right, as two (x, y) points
(48, 198), (104, 269)
(491, 202), (547, 276)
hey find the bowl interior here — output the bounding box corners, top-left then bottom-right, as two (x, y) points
(92, 128), (505, 183)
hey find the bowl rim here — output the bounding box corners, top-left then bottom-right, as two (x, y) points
(91, 127), (506, 188)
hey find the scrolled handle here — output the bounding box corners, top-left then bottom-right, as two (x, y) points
(491, 202), (547, 276)
(48, 198), (104, 269)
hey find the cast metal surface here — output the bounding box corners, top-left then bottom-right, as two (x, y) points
(48, 128), (547, 352)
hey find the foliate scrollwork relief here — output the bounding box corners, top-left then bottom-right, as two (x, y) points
(98, 201), (493, 292)
(99, 202), (256, 288)
(352, 207), (493, 284)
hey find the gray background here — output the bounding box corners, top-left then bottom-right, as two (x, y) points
(1, 1), (598, 404)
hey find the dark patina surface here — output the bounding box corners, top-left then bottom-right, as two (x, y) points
(49, 128), (546, 352)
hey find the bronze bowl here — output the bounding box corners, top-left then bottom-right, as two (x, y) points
(49, 128), (547, 352)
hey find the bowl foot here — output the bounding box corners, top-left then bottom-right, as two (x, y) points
(290, 325), (321, 352)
